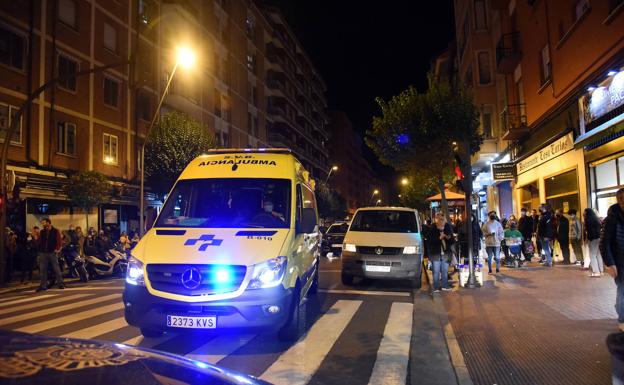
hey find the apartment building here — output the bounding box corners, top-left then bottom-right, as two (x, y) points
(0, 0), (328, 234)
(453, 0), (624, 219)
(327, 110), (386, 215)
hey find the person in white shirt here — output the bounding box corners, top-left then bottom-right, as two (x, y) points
(481, 211), (505, 274)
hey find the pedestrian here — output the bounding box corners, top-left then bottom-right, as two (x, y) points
(537, 204), (555, 267)
(600, 188), (624, 331)
(96, 229), (111, 255)
(425, 212), (454, 292)
(504, 221), (524, 265)
(481, 211), (504, 274)
(119, 231), (131, 251)
(20, 232), (38, 283)
(83, 228), (98, 256)
(4, 228), (17, 283)
(555, 209), (570, 264)
(568, 209), (584, 266)
(75, 226), (85, 256)
(518, 208), (534, 262)
(531, 208), (542, 256)
(35, 218), (64, 291)
(584, 208), (603, 277)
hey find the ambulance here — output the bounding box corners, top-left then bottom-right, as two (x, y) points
(123, 149), (320, 340)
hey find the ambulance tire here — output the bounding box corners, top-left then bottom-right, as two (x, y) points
(278, 286), (306, 341)
(140, 328), (164, 338)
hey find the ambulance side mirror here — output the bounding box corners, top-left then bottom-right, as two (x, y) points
(298, 208), (317, 234)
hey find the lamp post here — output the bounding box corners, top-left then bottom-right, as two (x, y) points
(376, 199), (382, 206)
(369, 189), (379, 205)
(139, 47), (195, 236)
(324, 165), (338, 184)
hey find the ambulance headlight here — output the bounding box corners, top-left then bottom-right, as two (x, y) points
(249, 256), (288, 289)
(126, 257), (145, 286)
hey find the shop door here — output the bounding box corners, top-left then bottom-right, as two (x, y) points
(545, 169), (580, 214)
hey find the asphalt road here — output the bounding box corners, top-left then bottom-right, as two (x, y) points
(0, 256), (424, 385)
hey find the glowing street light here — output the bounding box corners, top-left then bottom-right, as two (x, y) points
(176, 46), (196, 69)
(324, 165), (339, 184)
(401, 178), (409, 186)
(376, 199), (382, 206)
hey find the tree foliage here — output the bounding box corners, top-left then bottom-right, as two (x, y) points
(316, 182), (347, 221)
(65, 170), (109, 228)
(366, 74), (482, 215)
(145, 111), (216, 195)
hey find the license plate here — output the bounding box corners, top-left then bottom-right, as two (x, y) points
(332, 244), (342, 248)
(166, 315), (216, 329)
(365, 265), (391, 272)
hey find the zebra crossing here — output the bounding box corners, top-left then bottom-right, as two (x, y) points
(0, 286), (417, 385)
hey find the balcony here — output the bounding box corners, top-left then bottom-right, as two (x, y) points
(496, 33), (522, 74)
(500, 104), (530, 141)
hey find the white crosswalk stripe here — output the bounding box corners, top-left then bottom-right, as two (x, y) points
(186, 333), (257, 365)
(368, 302), (414, 385)
(0, 294), (55, 306)
(122, 334), (174, 348)
(0, 293), (90, 314)
(16, 302), (125, 334)
(260, 300), (362, 385)
(63, 316), (129, 339)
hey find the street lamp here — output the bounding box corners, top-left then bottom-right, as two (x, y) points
(376, 199), (382, 206)
(369, 189), (379, 205)
(324, 165), (338, 184)
(139, 46), (196, 236)
(401, 178), (409, 186)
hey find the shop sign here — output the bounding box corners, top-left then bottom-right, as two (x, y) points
(579, 70), (624, 130)
(491, 162), (516, 181)
(516, 132), (574, 175)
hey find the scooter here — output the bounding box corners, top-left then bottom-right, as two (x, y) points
(61, 244), (89, 282)
(85, 242), (128, 279)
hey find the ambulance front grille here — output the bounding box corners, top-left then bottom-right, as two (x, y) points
(146, 264), (247, 296)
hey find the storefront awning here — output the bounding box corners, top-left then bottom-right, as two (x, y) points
(426, 190), (465, 201)
(574, 114), (624, 149)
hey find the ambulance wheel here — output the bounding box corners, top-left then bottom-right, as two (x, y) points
(278, 287), (305, 341)
(341, 272), (354, 286)
(140, 328), (164, 338)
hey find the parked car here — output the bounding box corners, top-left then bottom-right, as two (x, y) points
(0, 329), (271, 385)
(321, 222), (349, 257)
(341, 207), (423, 288)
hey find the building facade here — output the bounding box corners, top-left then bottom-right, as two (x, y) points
(0, 0), (328, 234)
(327, 110), (386, 215)
(454, 0), (624, 220)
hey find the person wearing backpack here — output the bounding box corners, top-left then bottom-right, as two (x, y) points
(584, 208), (603, 277)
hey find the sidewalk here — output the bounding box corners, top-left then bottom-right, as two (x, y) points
(442, 264), (616, 385)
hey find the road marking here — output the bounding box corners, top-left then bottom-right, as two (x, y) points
(367, 302), (413, 385)
(17, 302), (124, 333)
(47, 287), (123, 292)
(186, 334), (257, 364)
(260, 299), (362, 385)
(319, 289), (411, 297)
(0, 294), (89, 314)
(123, 334), (174, 348)
(63, 316), (128, 339)
(0, 294), (55, 306)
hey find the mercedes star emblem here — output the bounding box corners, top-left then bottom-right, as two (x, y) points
(375, 247), (384, 255)
(181, 268), (202, 289)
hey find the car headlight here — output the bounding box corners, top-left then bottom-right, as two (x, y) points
(403, 245), (421, 254)
(248, 256), (287, 289)
(343, 243), (356, 252)
(126, 257), (145, 286)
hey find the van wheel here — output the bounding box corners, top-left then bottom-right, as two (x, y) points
(278, 287), (306, 341)
(341, 272), (354, 286)
(140, 328), (164, 338)
(411, 266), (422, 289)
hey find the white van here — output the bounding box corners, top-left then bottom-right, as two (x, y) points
(341, 207), (423, 288)
(123, 149), (320, 340)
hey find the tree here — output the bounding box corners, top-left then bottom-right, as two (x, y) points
(366, 74), (482, 218)
(65, 170), (109, 229)
(144, 111), (216, 196)
(316, 182), (347, 221)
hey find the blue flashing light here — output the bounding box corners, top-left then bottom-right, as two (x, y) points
(396, 133), (410, 145)
(608, 70), (618, 77)
(214, 266), (232, 284)
(194, 360), (209, 369)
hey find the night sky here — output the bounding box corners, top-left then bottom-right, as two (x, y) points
(264, 1), (456, 177)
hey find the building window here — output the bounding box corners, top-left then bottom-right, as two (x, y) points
(477, 51), (491, 85)
(0, 25), (26, 71)
(57, 122), (76, 155)
(246, 53), (256, 73)
(58, 54), (78, 91)
(545, 169), (579, 214)
(103, 133), (118, 164)
(221, 94), (230, 122)
(248, 112), (258, 137)
(249, 84), (257, 106)
(539, 45), (551, 86)
(481, 105), (494, 138)
(59, 0), (77, 28)
(103, 76), (119, 107)
(474, 0), (488, 30)
(137, 90), (152, 121)
(103, 22), (117, 52)
(0, 103), (22, 145)
(590, 155), (624, 217)
(245, 17), (255, 38)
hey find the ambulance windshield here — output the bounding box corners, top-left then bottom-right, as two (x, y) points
(155, 178), (291, 228)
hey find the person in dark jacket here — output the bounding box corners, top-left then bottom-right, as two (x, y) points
(531, 208), (542, 256)
(518, 208), (534, 262)
(19, 232), (38, 283)
(555, 209), (570, 264)
(585, 208), (603, 277)
(600, 188), (624, 331)
(425, 212), (454, 292)
(36, 218), (64, 291)
(537, 204), (555, 267)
